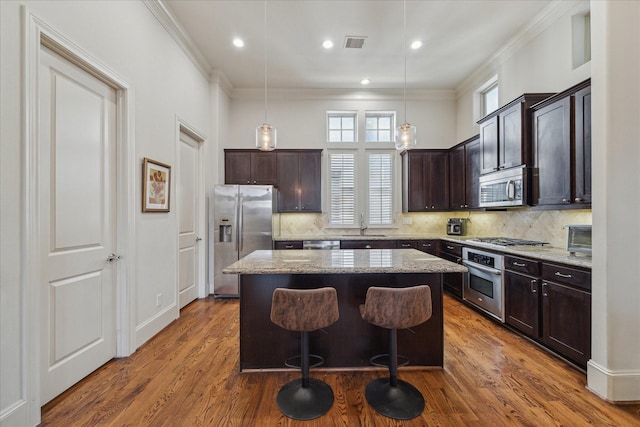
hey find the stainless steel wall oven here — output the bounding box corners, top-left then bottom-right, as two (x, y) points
(462, 247), (505, 322)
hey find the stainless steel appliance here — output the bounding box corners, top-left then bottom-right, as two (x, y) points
(462, 247), (505, 322)
(212, 184), (276, 297)
(479, 165), (527, 208)
(447, 218), (466, 236)
(565, 224), (592, 255)
(303, 240), (340, 250)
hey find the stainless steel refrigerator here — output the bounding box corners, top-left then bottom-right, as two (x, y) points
(211, 185), (276, 297)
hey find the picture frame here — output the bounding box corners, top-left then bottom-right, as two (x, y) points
(142, 157), (171, 212)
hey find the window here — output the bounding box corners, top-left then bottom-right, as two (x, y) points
(572, 11), (591, 69)
(368, 152), (394, 225)
(365, 112), (395, 142)
(482, 83), (499, 117)
(328, 152), (356, 225)
(327, 111), (357, 142)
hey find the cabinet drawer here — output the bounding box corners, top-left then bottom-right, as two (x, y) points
(541, 263), (591, 291)
(397, 240), (418, 249)
(417, 240), (437, 254)
(440, 241), (463, 257)
(274, 241), (303, 250)
(340, 240), (397, 249)
(504, 255), (540, 276)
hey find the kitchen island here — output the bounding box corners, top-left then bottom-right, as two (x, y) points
(223, 249), (467, 371)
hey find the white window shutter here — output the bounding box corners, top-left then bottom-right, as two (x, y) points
(368, 153), (393, 225)
(329, 152), (356, 225)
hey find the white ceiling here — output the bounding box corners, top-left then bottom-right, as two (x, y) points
(163, 0), (552, 91)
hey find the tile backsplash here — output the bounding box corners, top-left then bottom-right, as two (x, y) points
(275, 209), (592, 249)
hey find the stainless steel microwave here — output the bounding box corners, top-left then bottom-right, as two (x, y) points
(566, 224), (592, 255)
(479, 166), (527, 208)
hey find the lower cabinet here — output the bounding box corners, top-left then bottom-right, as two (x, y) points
(340, 240), (397, 249)
(504, 255), (591, 367)
(416, 239), (438, 255)
(439, 241), (464, 298)
(274, 241), (303, 250)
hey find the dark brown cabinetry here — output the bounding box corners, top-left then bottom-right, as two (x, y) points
(401, 150), (449, 212)
(439, 241), (464, 298)
(416, 239), (438, 255)
(531, 80), (591, 208)
(224, 149), (277, 185)
(397, 240), (418, 249)
(340, 240), (397, 249)
(276, 150), (322, 213)
(477, 93), (554, 175)
(504, 254), (591, 367)
(449, 135), (480, 210)
(274, 241), (303, 250)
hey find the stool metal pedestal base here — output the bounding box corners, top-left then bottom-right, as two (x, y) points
(365, 377), (425, 420)
(276, 378), (334, 421)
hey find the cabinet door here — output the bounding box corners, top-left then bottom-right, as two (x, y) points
(499, 103), (523, 170)
(574, 86), (591, 204)
(541, 281), (591, 366)
(276, 152), (300, 212)
(298, 151), (321, 212)
(340, 240), (396, 249)
(225, 151), (252, 184)
(465, 138), (481, 209)
(449, 145), (466, 209)
(479, 115), (499, 174)
(405, 152), (427, 211)
(250, 152), (277, 185)
(505, 271), (539, 338)
(426, 151), (449, 210)
(533, 98), (571, 205)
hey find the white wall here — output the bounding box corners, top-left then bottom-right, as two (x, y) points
(456, 0), (591, 141)
(0, 1), (210, 424)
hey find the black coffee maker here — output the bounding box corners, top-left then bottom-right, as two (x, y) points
(446, 218), (465, 235)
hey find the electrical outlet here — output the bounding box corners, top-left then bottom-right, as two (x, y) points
(402, 217), (412, 225)
(156, 293), (162, 307)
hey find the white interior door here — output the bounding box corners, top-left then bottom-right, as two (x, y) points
(39, 46), (117, 404)
(178, 132), (201, 308)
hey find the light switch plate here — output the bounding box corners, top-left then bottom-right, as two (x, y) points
(402, 217), (412, 224)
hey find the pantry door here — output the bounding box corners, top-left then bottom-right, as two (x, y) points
(178, 131), (202, 308)
(39, 45), (118, 404)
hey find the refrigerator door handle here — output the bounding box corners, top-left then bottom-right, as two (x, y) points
(238, 196), (244, 252)
(233, 195), (239, 252)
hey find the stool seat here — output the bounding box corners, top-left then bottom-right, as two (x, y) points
(270, 287), (339, 421)
(360, 285), (432, 420)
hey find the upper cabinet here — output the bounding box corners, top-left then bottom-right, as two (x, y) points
(478, 93), (555, 175)
(224, 150), (277, 185)
(531, 80), (591, 208)
(276, 150), (322, 213)
(401, 150), (449, 212)
(449, 135), (480, 210)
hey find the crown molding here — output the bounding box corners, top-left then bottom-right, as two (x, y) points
(231, 87), (456, 102)
(143, 0), (213, 81)
(210, 69), (233, 97)
(456, 0), (586, 97)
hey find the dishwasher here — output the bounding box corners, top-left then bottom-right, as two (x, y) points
(303, 240), (340, 250)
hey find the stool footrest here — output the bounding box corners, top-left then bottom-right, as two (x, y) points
(284, 354), (324, 369)
(369, 353), (409, 368)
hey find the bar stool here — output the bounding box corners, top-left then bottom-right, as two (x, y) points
(360, 285), (432, 420)
(270, 287), (339, 420)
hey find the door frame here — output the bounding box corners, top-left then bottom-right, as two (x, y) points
(175, 117), (207, 303)
(22, 8), (136, 419)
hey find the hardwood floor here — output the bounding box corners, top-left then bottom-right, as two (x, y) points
(41, 295), (640, 426)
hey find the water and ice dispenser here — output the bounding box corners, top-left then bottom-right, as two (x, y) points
(219, 219), (232, 242)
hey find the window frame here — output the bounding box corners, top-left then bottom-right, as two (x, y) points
(326, 111), (358, 143)
(364, 111), (396, 144)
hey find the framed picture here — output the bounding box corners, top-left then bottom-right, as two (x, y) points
(142, 157), (171, 212)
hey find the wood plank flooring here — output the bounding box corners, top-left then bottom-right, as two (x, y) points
(41, 295), (640, 426)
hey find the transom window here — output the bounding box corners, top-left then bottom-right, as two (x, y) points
(365, 112), (395, 142)
(482, 82), (499, 116)
(327, 111), (357, 142)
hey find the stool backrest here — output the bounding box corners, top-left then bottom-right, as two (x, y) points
(361, 285), (432, 330)
(270, 287), (339, 332)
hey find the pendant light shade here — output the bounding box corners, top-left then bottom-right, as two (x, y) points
(257, 0), (276, 151)
(395, 0), (416, 151)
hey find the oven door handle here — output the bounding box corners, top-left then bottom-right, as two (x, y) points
(462, 260), (502, 276)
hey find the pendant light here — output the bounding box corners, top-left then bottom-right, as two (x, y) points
(256, 0), (276, 151)
(395, 0), (417, 151)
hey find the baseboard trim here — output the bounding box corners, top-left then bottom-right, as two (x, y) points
(587, 360), (640, 402)
(135, 304), (179, 349)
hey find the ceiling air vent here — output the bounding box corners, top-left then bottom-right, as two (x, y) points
(344, 36), (367, 49)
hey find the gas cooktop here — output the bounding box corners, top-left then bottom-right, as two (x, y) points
(465, 237), (548, 248)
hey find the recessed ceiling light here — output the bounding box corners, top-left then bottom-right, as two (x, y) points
(411, 40), (423, 50)
(322, 40), (334, 49)
(361, 78), (370, 85)
(233, 38), (245, 48)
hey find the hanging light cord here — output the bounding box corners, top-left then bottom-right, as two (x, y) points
(403, 0), (407, 123)
(263, 0), (268, 124)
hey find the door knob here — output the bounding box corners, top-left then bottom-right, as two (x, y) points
(196, 237), (202, 242)
(107, 253), (121, 262)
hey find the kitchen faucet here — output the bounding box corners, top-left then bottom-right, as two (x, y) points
(359, 213), (368, 235)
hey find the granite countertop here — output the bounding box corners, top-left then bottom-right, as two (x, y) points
(223, 249), (468, 275)
(272, 234), (592, 269)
